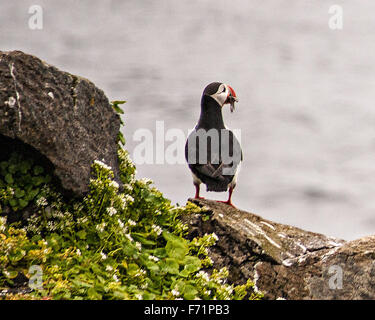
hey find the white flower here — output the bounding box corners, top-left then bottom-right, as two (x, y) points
(52, 211), (65, 219)
(118, 195), (127, 209)
(171, 289), (180, 297)
(140, 178), (153, 185)
(135, 269), (146, 277)
(113, 274), (119, 282)
(135, 242), (142, 251)
(47, 221), (56, 231)
(225, 286), (233, 294)
(96, 222), (106, 233)
(151, 224), (163, 236)
(76, 249), (81, 256)
(135, 294), (143, 300)
(106, 207), (117, 216)
(94, 160), (112, 170)
(149, 255), (159, 262)
(0, 217), (6, 232)
(123, 184), (133, 191)
(36, 196), (48, 207)
(128, 219), (136, 226)
(197, 271), (210, 282)
(109, 181), (119, 189)
(77, 217), (88, 224)
(125, 233), (133, 242)
(100, 252), (107, 260)
(117, 219), (125, 229)
(204, 232), (219, 242)
(106, 265), (113, 272)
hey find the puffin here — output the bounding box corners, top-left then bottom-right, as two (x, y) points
(185, 82), (242, 207)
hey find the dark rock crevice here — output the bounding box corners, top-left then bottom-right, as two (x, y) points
(0, 134), (66, 224)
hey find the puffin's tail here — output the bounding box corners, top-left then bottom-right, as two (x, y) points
(206, 183), (228, 192)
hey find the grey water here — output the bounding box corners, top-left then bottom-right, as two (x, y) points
(2, 0), (375, 240)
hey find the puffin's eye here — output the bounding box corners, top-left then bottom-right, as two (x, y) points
(222, 86), (226, 93)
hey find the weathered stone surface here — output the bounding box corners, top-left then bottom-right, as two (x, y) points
(185, 199), (375, 299)
(0, 50), (121, 196)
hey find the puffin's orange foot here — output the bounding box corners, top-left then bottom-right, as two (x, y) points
(194, 196), (205, 200)
(194, 184), (204, 200)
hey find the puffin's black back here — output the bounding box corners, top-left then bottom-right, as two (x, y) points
(185, 129), (242, 192)
(185, 94), (242, 192)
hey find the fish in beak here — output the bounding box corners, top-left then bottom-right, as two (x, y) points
(226, 85), (238, 112)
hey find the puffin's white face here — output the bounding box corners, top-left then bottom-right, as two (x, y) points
(209, 83), (228, 106)
(209, 83), (238, 112)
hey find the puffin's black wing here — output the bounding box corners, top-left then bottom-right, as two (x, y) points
(185, 128), (242, 192)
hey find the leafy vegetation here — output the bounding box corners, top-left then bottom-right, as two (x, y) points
(0, 102), (262, 300)
(111, 100), (126, 147)
(0, 152), (51, 212)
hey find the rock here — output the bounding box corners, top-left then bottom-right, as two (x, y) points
(185, 199), (375, 299)
(0, 50), (121, 196)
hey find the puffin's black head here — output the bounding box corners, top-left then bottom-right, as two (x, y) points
(202, 82), (238, 112)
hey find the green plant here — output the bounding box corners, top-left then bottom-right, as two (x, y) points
(111, 100), (126, 146)
(0, 153), (51, 212)
(0, 100), (263, 300)
(0, 149), (262, 300)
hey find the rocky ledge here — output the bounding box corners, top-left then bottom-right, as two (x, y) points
(184, 199), (375, 300)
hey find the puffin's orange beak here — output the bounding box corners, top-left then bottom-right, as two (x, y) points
(227, 85), (237, 99)
(226, 85), (238, 112)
